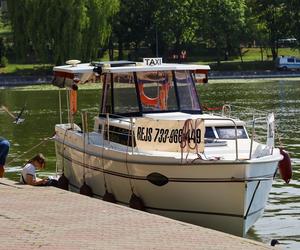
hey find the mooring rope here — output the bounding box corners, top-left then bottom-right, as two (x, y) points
(126, 118), (135, 194)
(180, 118), (203, 164)
(7, 134), (54, 166)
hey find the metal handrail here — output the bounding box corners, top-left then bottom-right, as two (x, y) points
(201, 117), (239, 160)
(98, 112), (272, 162)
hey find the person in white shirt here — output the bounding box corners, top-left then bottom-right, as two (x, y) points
(20, 153), (48, 185)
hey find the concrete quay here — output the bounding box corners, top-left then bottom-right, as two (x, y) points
(0, 178), (273, 250)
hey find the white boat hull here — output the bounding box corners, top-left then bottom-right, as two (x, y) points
(54, 127), (280, 237)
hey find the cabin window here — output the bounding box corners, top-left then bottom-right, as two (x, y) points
(204, 127), (216, 139)
(113, 73), (139, 114)
(215, 126), (247, 139)
(175, 71), (200, 111)
(104, 125), (136, 147)
(136, 71), (177, 112)
(287, 58), (295, 63)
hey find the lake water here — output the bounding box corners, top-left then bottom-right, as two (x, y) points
(0, 79), (299, 249)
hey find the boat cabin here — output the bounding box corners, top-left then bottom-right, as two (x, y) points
(53, 60), (210, 117)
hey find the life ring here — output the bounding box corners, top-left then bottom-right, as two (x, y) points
(138, 83), (170, 110)
(278, 148), (292, 184)
(138, 84), (159, 107)
(159, 83), (170, 110)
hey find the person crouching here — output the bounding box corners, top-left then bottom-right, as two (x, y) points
(20, 153), (56, 186)
(0, 137), (10, 178)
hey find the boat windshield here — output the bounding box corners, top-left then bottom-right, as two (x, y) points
(175, 70), (200, 111)
(112, 72), (140, 114)
(136, 70), (201, 113)
(101, 70), (201, 115)
(136, 71), (177, 112)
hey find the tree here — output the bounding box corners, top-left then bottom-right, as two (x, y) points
(194, 0), (246, 64)
(284, 0), (300, 48)
(153, 0), (197, 58)
(112, 0), (158, 60)
(112, 0), (198, 60)
(244, 2), (269, 61)
(248, 0), (290, 60)
(7, 0), (119, 64)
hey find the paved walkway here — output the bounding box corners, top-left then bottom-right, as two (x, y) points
(0, 178), (273, 250)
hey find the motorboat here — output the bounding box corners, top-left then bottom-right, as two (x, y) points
(52, 58), (290, 237)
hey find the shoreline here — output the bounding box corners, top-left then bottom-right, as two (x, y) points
(0, 70), (300, 87)
(209, 70), (300, 80)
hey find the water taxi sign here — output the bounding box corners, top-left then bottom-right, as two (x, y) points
(143, 58), (163, 66)
(135, 118), (205, 152)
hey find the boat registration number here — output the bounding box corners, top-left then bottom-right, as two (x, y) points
(134, 118), (205, 152)
(136, 127), (202, 144)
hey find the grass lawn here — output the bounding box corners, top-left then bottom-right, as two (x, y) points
(0, 47), (300, 75)
(190, 47), (300, 71)
(0, 64), (52, 75)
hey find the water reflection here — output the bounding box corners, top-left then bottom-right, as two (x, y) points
(1, 80), (300, 249)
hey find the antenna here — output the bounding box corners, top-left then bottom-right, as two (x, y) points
(155, 26), (158, 57)
(66, 59), (81, 67)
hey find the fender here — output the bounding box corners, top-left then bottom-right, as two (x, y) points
(278, 148), (292, 184)
(70, 89), (77, 115)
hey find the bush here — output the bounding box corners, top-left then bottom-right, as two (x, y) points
(0, 56), (8, 67)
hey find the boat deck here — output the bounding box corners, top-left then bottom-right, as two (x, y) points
(0, 178), (272, 249)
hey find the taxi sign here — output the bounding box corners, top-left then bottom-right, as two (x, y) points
(143, 58), (163, 66)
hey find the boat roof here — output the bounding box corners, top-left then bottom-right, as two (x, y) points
(53, 61), (210, 74)
(54, 63), (94, 74)
(103, 63), (210, 73)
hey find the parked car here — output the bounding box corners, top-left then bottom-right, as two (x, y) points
(277, 38), (298, 48)
(276, 56), (300, 70)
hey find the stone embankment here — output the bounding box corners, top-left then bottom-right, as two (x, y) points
(0, 70), (300, 87)
(0, 75), (52, 87)
(209, 70), (300, 79)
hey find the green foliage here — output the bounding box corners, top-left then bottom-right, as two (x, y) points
(112, 0), (158, 59)
(7, 0), (119, 64)
(194, 0), (246, 63)
(0, 63), (52, 75)
(0, 56), (8, 67)
(284, 0), (300, 44)
(248, 0), (300, 59)
(4, 0), (300, 66)
(154, 0), (196, 55)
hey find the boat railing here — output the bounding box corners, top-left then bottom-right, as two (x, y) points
(248, 116), (274, 159)
(214, 104), (275, 159)
(95, 112), (273, 162)
(201, 117), (240, 160)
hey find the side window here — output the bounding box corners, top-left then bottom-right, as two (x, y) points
(104, 125), (136, 146)
(215, 126), (247, 139)
(113, 73), (139, 114)
(204, 127), (215, 139)
(287, 58), (295, 63)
